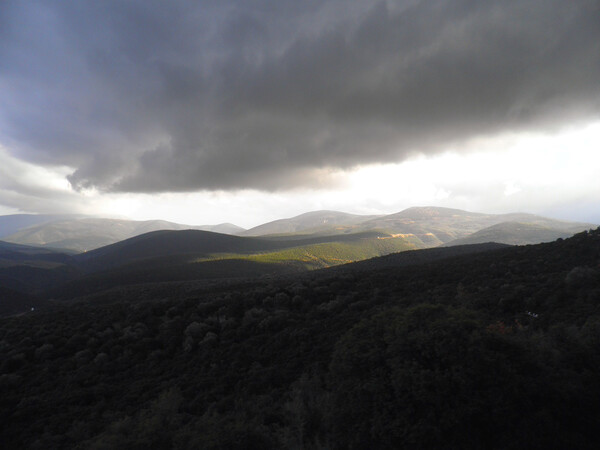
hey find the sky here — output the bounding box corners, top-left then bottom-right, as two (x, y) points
(1, 0), (599, 228)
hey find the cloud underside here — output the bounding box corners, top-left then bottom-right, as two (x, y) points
(1, 0), (599, 192)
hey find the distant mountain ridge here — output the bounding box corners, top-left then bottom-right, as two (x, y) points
(197, 223), (245, 235)
(0, 206), (596, 314)
(241, 210), (382, 236)
(2, 218), (246, 252)
(242, 206), (595, 247)
(357, 206), (593, 245)
(1, 207), (595, 253)
(443, 222), (573, 246)
(0, 214), (84, 238)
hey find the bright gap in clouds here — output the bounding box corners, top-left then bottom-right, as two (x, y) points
(92, 121), (600, 228)
(2, 121), (599, 228)
(343, 121), (600, 221)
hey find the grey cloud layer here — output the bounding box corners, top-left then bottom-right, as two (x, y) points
(1, 0), (599, 192)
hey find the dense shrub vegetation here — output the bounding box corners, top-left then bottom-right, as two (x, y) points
(1, 229), (599, 448)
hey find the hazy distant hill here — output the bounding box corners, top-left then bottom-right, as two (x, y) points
(242, 210), (381, 236)
(357, 207), (502, 245)
(357, 206), (594, 246)
(241, 207), (594, 248)
(491, 213), (593, 233)
(444, 222), (574, 246)
(2, 218), (244, 252)
(0, 214), (83, 238)
(1, 207), (593, 255)
(196, 223), (246, 234)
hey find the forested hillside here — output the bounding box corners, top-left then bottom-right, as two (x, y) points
(0, 229), (599, 448)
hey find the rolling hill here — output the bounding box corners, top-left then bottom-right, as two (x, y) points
(240, 207), (594, 248)
(74, 229), (419, 272)
(0, 207), (594, 313)
(361, 206), (494, 238)
(241, 210), (381, 236)
(1, 227), (420, 307)
(39, 230), (418, 300)
(356, 206), (595, 245)
(74, 229), (284, 270)
(2, 218), (245, 252)
(0, 214), (83, 238)
(444, 221), (574, 246)
(491, 212), (594, 233)
(1, 207), (592, 253)
(197, 223), (246, 234)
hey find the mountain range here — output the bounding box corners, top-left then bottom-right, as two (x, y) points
(240, 210), (381, 236)
(1, 217), (244, 252)
(0, 206), (595, 315)
(1, 207), (594, 252)
(0, 214), (85, 238)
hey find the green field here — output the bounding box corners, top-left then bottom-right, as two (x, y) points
(195, 235), (420, 269)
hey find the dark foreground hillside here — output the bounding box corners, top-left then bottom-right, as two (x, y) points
(1, 229), (599, 449)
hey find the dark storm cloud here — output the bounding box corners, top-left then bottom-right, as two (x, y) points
(1, 0), (599, 192)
